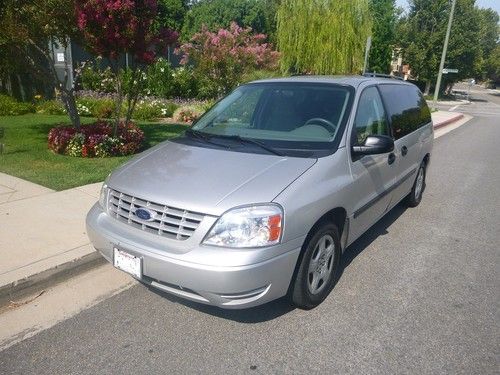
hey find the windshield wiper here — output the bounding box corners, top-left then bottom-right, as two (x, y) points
(185, 128), (211, 140)
(216, 135), (284, 156)
(185, 129), (230, 149)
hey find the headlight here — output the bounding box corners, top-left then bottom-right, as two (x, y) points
(98, 183), (109, 210)
(203, 205), (283, 248)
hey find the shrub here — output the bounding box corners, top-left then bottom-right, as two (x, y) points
(133, 101), (162, 121)
(171, 67), (199, 98)
(173, 105), (205, 123)
(133, 100), (179, 121)
(145, 58), (174, 98)
(80, 63), (116, 93)
(178, 22), (280, 97)
(76, 97), (116, 118)
(76, 102), (92, 116)
(48, 120), (144, 158)
(0, 94), (35, 116)
(36, 100), (66, 115)
(161, 102), (179, 117)
(88, 98), (115, 118)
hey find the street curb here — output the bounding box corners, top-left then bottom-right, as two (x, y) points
(433, 113), (465, 130)
(0, 251), (106, 307)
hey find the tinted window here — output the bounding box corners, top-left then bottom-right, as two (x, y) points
(379, 84), (431, 139)
(193, 83), (352, 142)
(352, 87), (390, 145)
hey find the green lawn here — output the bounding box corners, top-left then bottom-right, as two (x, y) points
(0, 114), (186, 190)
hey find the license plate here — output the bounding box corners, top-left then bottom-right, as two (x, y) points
(113, 248), (142, 279)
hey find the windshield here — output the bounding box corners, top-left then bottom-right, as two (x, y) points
(192, 83), (353, 152)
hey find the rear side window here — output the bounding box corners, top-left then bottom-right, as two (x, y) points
(379, 84), (431, 139)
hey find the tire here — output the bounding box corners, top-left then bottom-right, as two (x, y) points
(289, 223), (341, 309)
(407, 162), (426, 207)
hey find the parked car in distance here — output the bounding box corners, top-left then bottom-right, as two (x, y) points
(86, 75), (433, 309)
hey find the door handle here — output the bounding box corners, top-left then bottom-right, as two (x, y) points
(401, 146), (408, 156)
(388, 152), (396, 165)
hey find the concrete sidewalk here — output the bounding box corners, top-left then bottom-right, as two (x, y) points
(0, 174), (104, 304)
(0, 109), (467, 305)
(432, 110), (464, 129)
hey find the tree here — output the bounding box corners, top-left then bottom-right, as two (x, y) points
(0, 0), (82, 129)
(476, 7), (499, 81)
(484, 43), (500, 83)
(276, 0), (372, 75)
(400, 0), (482, 94)
(178, 22), (279, 97)
(181, 0), (279, 42)
(157, 0), (188, 31)
(76, 0), (178, 133)
(368, 0), (397, 74)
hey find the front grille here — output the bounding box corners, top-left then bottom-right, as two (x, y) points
(107, 188), (205, 240)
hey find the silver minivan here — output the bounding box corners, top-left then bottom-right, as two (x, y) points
(86, 76), (433, 309)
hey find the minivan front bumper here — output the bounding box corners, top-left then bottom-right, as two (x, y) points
(86, 204), (302, 309)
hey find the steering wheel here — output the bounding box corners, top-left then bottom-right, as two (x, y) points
(304, 118), (336, 133)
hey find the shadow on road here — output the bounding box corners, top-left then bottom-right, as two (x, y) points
(146, 202), (408, 323)
(341, 202), (407, 270)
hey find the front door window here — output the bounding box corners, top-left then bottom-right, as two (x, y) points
(352, 87), (390, 145)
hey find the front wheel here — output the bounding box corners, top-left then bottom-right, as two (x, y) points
(407, 162), (426, 207)
(289, 223), (341, 309)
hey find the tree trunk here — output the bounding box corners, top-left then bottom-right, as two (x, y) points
(27, 38), (82, 130)
(424, 80), (431, 96)
(111, 61), (124, 137)
(124, 67), (143, 125)
(61, 89), (81, 130)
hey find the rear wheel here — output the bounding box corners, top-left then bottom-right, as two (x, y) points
(407, 162), (426, 207)
(289, 223), (341, 309)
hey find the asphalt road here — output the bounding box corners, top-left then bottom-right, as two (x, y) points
(433, 83), (500, 116)
(1, 105), (499, 374)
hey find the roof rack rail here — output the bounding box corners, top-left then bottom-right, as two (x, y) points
(363, 72), (404, 80)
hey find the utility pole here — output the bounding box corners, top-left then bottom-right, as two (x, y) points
(432, 0), (457, 110)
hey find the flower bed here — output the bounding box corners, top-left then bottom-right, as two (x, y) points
(48, 120), (144, 158)
(173, 105), (205, 123)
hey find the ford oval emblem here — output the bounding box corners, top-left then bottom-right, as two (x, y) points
(134, 207), (155, 221)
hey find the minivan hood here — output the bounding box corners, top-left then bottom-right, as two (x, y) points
(108, 140), (317, 216)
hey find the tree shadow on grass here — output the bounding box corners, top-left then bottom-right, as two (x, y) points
(1, 148), (30, 155)
(28, 122), (65, 138)
(140, 123), (187, 149)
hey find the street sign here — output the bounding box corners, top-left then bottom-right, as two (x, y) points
(442, 68), (459, 74)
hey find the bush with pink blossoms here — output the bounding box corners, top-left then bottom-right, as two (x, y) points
(178, 22), (280, 98)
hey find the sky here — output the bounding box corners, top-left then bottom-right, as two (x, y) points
(395, 0), (500, 14)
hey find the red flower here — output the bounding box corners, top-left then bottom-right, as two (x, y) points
(48, 121), (144, 158)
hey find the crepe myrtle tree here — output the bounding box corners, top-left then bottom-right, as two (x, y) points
(76, 0), (178, 134)
(178, 22), (280, 97)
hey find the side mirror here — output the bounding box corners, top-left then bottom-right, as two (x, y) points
(352, 135), (394, 156)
